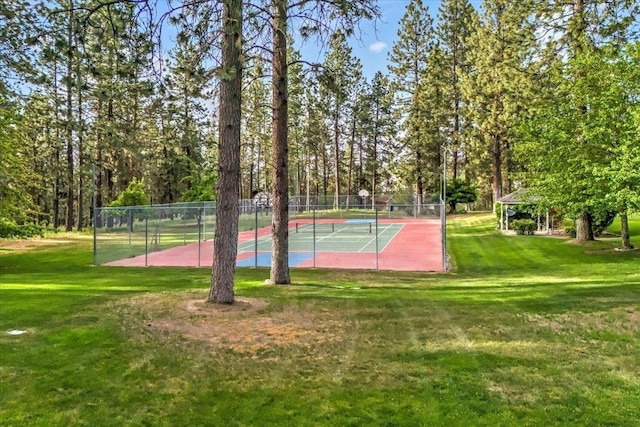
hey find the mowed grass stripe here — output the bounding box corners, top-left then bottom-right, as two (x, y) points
(2, 214), (640, 425)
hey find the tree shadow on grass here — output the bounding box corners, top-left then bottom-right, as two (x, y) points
(294, 278), (640, 315)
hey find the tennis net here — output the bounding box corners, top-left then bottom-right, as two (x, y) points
(295, 222), (372, 234)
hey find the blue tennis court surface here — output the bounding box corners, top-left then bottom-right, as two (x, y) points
(236, 252), (314, 267)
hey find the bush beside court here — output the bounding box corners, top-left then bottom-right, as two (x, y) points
(2, 213), (640, 425)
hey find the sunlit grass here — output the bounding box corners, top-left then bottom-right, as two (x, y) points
(2, 215), (640, 425)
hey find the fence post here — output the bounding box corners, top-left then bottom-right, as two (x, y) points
(145, 216), (148, 267)
(202, 205), (207, 241)
(441, 201), (447, 272)
(182, 210), (186, 245)
(93, 208), (98, 266)
(312, 205), (316, 268)
(128, 208), (132, 258)
(92, 164), (97, 265)
(198, 208), (202, 268)
(254, 205), (258, 268)
(375, 207), (379, 270)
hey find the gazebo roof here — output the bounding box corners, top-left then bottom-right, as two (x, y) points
(497, 188), (542, 205)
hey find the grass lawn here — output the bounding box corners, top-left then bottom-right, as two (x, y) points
(2, 214), (640, 425)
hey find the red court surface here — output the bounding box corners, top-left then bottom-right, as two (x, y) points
(106, 218), (443, 272)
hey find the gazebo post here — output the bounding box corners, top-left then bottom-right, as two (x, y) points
(546, 210), (550, 234)
(500, 202), (504, 231)
(506, 205), (509, 232)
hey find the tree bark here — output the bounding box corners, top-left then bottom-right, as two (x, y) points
(322, 147), (328, 197)
(575, 211), (594, 241)
(346, 118), (355, 209)
(491, 133), (502, 204)
(54, 147), (61, 229)
(76, 59), (84, 231)
(269, 0), (291, 285)
(209, 0), (242, 304)
(65, 0), (74, 232)
(372, 100), (380, 199)
(95, 149), (103, 228)
(333, 106), (341, 208)
(53, 61), (61, 230)
(620, 212), (633, 249)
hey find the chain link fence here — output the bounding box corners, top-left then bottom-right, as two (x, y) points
(94, 195), (446, 271)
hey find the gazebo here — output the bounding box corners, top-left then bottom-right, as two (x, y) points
(497, 189), (549, 234)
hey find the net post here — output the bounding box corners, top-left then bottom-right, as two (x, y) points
(313, 206), (316, 268)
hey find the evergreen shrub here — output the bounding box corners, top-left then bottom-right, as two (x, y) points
(0, 217), (44, 238)
(512, 219), (537, 235)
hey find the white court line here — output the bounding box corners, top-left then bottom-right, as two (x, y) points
(378, 224), (405, 253)
(358, 226), (386, 252)
(358, 224), (403, 253)
(237, 234), (271, 251)
(314, 226), (371, 242)
(254, 223), (405, 253)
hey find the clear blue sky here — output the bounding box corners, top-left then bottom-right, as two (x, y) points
(295, 0), (482, 80)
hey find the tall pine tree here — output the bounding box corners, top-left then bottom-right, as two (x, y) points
(388, 0), (435, 204)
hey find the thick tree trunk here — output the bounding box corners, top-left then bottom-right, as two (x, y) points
(65, 2), (74, 232)
(270, 0), (290, 285)
(372, 104), (379, 199)
(620, 213), (633, 250)
(209, 0), (242, 304)
(53, 61), (61, 230)
(575, 211), (594, 241)
(322, 148), (327, 197)
(346, 120), (355, 209)
(77, 70), (83, 231)
(256, 140), (262, 191)
(372, 134), (377, 201)
(54, 148), (61, 229)
(450, 44), (461, 181)
(333, 107), (341, 208)
(358, 133), (364, 191)
(95, 151), (103, 228)
(452, 112), (459, 180)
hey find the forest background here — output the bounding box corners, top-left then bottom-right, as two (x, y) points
(1, 0), (640, 247)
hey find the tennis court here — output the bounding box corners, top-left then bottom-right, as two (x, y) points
(106, 217), (443, 272)
(240, 220), (401, 253)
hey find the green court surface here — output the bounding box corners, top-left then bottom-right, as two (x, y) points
(237, 222), (405, 253)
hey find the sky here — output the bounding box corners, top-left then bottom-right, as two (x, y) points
(296, 0), (483, 80)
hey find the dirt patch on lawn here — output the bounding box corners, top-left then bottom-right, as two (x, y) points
(0, 239), (72, 253)
(123, 293), (345, 356)
(525, 305), (640, 334)
(584, 247), (638, 254)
